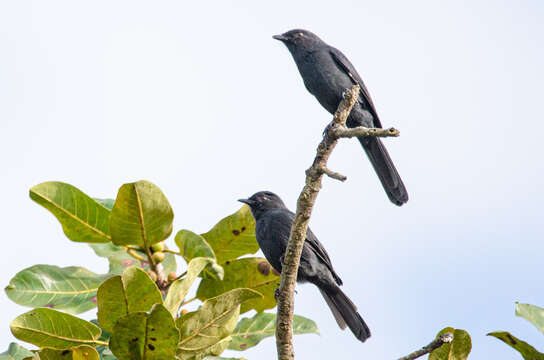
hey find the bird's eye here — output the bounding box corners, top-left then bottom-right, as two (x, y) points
(294, 32), (304, 38)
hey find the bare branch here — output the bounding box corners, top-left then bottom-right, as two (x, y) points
(274, 84), (403, 360)
(334, 126), (400, 138)
(397, 333), (454, 360)
(275, 85), (360, 360)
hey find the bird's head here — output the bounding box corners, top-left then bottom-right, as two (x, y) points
(238, 191), (286, 218)
(273, 29), (324, 52)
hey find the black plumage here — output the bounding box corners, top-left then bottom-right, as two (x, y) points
(273, 29), (408, 206)
(239, 191), (371, 342)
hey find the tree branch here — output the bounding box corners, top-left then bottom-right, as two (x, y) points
(276, 84), (402, 359)
(397, 332), (454, 360)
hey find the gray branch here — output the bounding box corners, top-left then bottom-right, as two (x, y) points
(275, 84), (404, 360)
(397, 333), (454, 360)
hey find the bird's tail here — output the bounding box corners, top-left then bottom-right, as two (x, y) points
(319, 286), (371, 342)
(359, 136), (408, 206)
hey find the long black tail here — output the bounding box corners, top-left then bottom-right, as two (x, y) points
(319, 286), (371, 342)
(359, 136), (408, 206)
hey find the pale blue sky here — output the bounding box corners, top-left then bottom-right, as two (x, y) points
(1, 0), (543, 358)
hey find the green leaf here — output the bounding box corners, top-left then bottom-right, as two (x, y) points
(175, 230), (223, 280)
(228, 312), (318, 351)
(30, 182), (111, 243)
(97, 267), (163, 333)
(176, 289), (262, 360)
(109, 304), (179, 360)
(197, 257), (279, 314)
(109, 180), (173, 247)
(488, 331), (544, 360)
(516, 303), (544, 335)
(429, 327), (471, 360)
(194, 337), (232, 360)
(0, 343), (33, 360)
(5, 265), (109, 314)
(10, 308), (102, 349)
(176, 230), (216, 261)
(200, 206), (258, 264)
(89, 243), (176, 276)
(37, 345), (100, 360)
(164, 257), (213, 317)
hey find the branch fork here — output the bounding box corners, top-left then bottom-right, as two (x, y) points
(275, 85), (404, 360)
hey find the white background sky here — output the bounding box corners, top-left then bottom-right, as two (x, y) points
(1, 0), (543, 358)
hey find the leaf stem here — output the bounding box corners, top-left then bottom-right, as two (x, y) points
(180, 296), (197, 307)
(162, 249), (181, 255)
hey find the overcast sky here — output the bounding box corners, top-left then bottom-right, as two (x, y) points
(1, 0), (543, 358)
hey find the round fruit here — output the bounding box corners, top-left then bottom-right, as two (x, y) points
(152, 251), (165, 263)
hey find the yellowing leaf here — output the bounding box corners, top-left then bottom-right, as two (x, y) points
(5, 265), (109, 314)
(30, 182), (111, 243)
(176, 289), (261, 360)
(110, 180), (173, 247)
(10, 308), (102, 349)
(197, 258), (279, 314)
(109, 304), (179, 360)
(201, 206), (258, 264)
(97, 267), (162, 332)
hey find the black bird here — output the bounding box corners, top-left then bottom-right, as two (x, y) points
(239, 191), (371, 342)
(273, 29), (408, 206)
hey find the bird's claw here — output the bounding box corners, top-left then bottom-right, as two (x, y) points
(274, 286), (297, 300)
(322, 122), (333, 137)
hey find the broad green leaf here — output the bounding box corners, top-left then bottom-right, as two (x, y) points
(0, 343), (33, 360)
(109, 180), (173, 247)
(175, 230), (223, 280)
(97, 267), (162, 332)
(164, 257), (213, 317)
(176, 230), (216, 261)
(488, 331), (544, 360)
(228, 312), (318, 351)
(516, 303), (544, 335)
(429, 327), (471, 360)
(176, 289), (261, 360)
(37, 345), (99, 360)
(10, 308), (102, 349)
(109, 304), (179, 360)
(194, 337), (232, 360)
(30, 182), (111, 243)
(5, 265), (109, 314)
(200, 206), (258, 264)
(89, 243), (176, 276)
(197, 258), (279, 314)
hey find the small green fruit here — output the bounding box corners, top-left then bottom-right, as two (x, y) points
(150, 242), (166, 252)
(152, 251), (165, 263)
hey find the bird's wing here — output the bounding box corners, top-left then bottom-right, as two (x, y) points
(281, 210), (343, 285)
(305, 225), (343, 286)
(329, 47), (382, 128)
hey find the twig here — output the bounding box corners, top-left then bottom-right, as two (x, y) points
(397, 333), (454, 360)
(333, 126), (399, 138)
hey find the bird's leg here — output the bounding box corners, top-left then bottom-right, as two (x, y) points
(322, 122), (334, 137)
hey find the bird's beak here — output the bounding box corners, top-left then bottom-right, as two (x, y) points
(272, 34), (288, 42)
(238, 198), (253, 205)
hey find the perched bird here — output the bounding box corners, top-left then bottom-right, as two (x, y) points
(239, 191), (371, 342)
(273, 29), (408, 206)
